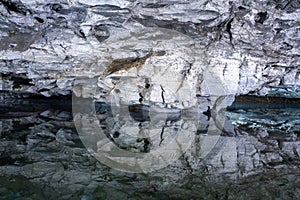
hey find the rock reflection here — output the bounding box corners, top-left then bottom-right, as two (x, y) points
(71, 90), (235, 173)
(104, 104), (183, 153)
(74, 100), (199, 173)
(0, 97), (299, 199)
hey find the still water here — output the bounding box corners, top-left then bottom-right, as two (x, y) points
(0, 97), (299, 199)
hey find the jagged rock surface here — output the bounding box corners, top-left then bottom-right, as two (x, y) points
(0, 1), (300, 199)
(0, 0), (299, 99)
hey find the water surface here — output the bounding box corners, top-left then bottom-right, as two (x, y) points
(0, 97), (299, 199)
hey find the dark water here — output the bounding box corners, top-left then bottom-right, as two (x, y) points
(0, 97), (299, 199)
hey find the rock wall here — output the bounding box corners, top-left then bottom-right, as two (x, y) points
(0, 0), (299, 99)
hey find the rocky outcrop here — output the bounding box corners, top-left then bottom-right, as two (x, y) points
(0, 0), (299, 100)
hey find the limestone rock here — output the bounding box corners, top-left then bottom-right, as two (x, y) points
(0, 0), (299, 99)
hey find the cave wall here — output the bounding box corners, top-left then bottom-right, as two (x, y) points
(0, 0), (299, 98)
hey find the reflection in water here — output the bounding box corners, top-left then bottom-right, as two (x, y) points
(0, 97), (300, 199)
(103, 104), (182, 153)
(72, 93), (234, 173)
(74, 99), (199, 173)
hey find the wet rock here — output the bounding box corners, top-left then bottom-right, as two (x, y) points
(226, 106), (300, 133)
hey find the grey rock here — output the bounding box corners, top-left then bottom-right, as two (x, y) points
(0, 0), (298, 99)
(0, 0), (300, 199)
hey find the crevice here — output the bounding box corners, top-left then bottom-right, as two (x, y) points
(159, 122), (167, 146)
(160, 85), (165, 105)
(225, 18), (234, 47)
(255, 11), (268, 24)
(203, 106), (211, 121)
(223, 64), (228, 77)
(34, 17), (44, 23)
(139, 93), (144, 104)
(131, 16), (201, 39)
(0, 0), (30, 15)
(145, 78), (150, 89)
(177, 62), (192, 93)
(220, 154), (225, 168)
(2, 73), (34, 89)
(76, 29), (86, 39)
(50, 3), (63, 13)
(141, 3), (169, 9)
